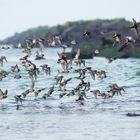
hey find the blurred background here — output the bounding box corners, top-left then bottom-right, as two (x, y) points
(0, 0), (140, 58)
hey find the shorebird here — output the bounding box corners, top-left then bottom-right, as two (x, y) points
(25, 38), (36, 49)
(28, 69), (37, 82)
(76, 91), (87, 103)
(108, 84), (125, 97)
(59, 77), (72, 91)
(55, 75), (64, 85)
(129, 18), (139, 35)
(73, 48), (85, 67)
(21, 89), (34, 98)
(74, 59), (85, 67)
(20, 55), (29, 61)
(113, 32), (122, 46)
(0, 70), (9, 81)
(79, 79), (90, 91)
(0, 89), (8, 100)
(27, 62), (39, 81)
(47, 36), (62, 47)
(36, 38), (45, 53)
(107, 88), (121, 97)
(40, 64), (51, 75)
(23, 48), (32, 56)
(83, 31), (91, 37)
(90, 90), (101, 99)
(0, 56), (7, 67)
(98, 92), (111, 99)
(35, 50), (45, 60)
(21, 59), (32, 70)
(118, 36), (135, 52)
(11, 64), (20, 73)
(125, 36), (135, 43)
(86, 67), (98, 81)
(47, 39), (55, 46)
(97, 70), (107, 79)
(42, 86), (54, 99)
(107, 56), (118, 63)
(75, 68), (86, 80)
(57, 54), (72, 72)
(14, 95), (23, 105)
(57, 52), (67, 63)
(0, 72), (4, 81)
(34, 88), (46, 97)
(59, 92), (67, 99)
(54, 35), (62, 45)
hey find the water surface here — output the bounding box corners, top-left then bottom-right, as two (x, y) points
(0, 48), (140, 140)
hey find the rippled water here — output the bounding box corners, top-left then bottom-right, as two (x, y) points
(0, 48), (140, 140)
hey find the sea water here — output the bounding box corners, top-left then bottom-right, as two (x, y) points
(0, 48), (140, 140)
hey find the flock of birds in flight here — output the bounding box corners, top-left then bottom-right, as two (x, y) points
(0, 18), (139, 110)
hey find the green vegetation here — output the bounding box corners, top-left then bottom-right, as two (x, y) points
(1, 18), (140, 58)
(99, 48), (124, 58)
(131, 50), (140, 58)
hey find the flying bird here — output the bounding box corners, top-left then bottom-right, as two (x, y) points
(129, 18), (139, 35)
